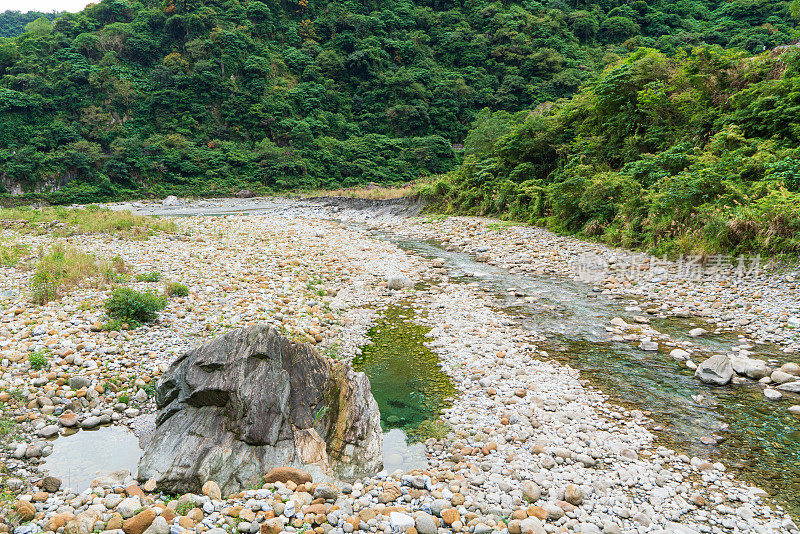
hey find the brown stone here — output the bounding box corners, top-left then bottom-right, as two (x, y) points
(160, 508), (177, 522)
(48, 512), (74, 530)
(14, 500), (36, 522)
(451, 493), (465, 506)
(555, 500), (576, 513)
(107, 513), (124, 530)
(526, 506), (548, 520)
(178, 517), (195, 529)
(188, 508), (204, 522)
(42, 476), (62, 492)
(304, 504), (327, 516)
(260, 518), (283, 534)
(125, 484), (146, 498)
(441, 509), (460, 526)
(122, 508), (156, 534)
(31, 492), (49, 502)
(264, 467), (313, 486)
(202, 481), (222, 501)
(511, 509), (527, 520)
(358, 509), (376, 522)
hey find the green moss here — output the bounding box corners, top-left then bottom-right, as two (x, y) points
(353, 304), (456, 442)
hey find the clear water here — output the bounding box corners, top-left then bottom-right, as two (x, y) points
(353, 303), (457, 474)
(42, 426), (142, 492)
(372, 232), (800, 515)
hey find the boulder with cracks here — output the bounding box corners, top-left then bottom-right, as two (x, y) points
(137, 324), (382, 495)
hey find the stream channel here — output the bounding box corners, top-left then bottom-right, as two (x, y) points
(362, 229), (800, 517)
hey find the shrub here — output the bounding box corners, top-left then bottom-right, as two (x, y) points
(28, 351), (48, 371)
(135, 271), (161, 283)
(104, 288), (167, 326)
(165, 281), (189, 297)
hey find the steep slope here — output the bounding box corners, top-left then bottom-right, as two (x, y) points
(0, 0), (795, 201)
(429, 45), (800, 256)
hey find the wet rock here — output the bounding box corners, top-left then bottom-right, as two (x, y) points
(732, 357), (770, 380)
(59, 411), (79, 427)
(137, 325), (382, 495)
(37, 424), (60, 438)
(776, 380), (800, 393)
(41, 476), (61, 492)
(780, 362), (800, 376)
(688, 328), (707, 337)
(764, 388), (782, 400)
(638, 340), (658, 351)
(669, 349), (689, 361)
(770, 370), (794, 384)
(695, 355), (733, 386)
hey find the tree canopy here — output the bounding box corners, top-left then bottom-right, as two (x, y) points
(0, 0), (795, 202)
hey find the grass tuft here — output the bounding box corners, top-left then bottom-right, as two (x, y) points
(135, 271), (161, 283)
(165, 281), (189, 297)
(30, 244), (112, 304)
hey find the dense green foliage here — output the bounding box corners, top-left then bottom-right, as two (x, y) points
(0, 11), (63, 38)
(428, 46), (800, 256)
(0, 0), (795, 201)
(104, 287), (167, 326)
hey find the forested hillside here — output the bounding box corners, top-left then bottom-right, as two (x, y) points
(0, 11), (63, 38)
(0, 0), (795, 202)
(428, 45), (800, 256)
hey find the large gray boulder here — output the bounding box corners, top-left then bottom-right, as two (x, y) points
(137, 325), (382, 495)
(695, 355), (734, 386)
(731, 356), (770, 380)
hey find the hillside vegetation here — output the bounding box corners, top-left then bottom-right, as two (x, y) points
(0, 11), (62, 38)
(0, 0), (796, 202)
(426, 45), (800, 257)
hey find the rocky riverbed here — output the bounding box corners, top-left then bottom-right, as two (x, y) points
(0, 196), (797, 534)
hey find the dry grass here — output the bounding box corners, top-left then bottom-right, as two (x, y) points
(0, 205), (176, 238)
(30, 244), (125, 304)
(299, 180), (427, 200)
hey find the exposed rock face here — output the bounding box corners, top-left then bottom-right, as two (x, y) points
(695, 355), (734, 386)
(137, 325), (382, 495)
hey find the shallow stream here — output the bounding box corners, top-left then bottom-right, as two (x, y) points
(374, 232), (800, 516)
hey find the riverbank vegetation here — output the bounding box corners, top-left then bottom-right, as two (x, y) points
(1, 0), (796, 202)
(0, 206), (176, 237)
(424, 46), (800, 257)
